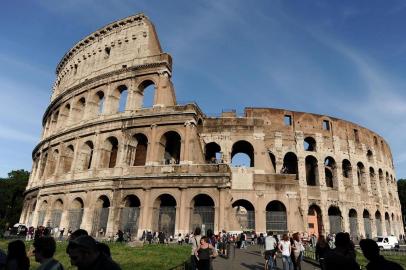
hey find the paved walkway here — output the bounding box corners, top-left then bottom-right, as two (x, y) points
(213, 245), (320, 270)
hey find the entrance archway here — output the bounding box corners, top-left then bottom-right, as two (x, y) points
(231, 199), (255, 231)
(375, 211), (382, 236)
(153, 194), (176, 237)
(68, 198), (84, 231)
(266, 201), (287, 233)
(190, 194), (215, 235)
(363, 210), (372, 238)
(120, 195), (141, 235)
(50, 199), (63, 228)
(349, 209), (358, 239)
(308, 204), (323, 236)
(91, 195), (110, 237)
(328, 206), (342, 234)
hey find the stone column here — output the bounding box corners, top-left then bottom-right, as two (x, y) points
(146, 124), (158, 165)
(139, 189), (152, 232)
(181, 120), (196, 164)
(155, 71), (176, 107)
(178, 188), (189, 235)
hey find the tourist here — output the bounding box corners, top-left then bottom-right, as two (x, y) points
(315, 235), (330, 270)
(116, 230), (124, 242)
(5, 240), (30, 270)
(190, 227), (202, 270)
(66, 235), (121, 270)
(278, 234), (293, 270)
(292, 233), (304, 270)
(264, 231), (277, 270)
(33, 237), (64, 270)
(68, 229), (88, 240)
(59, 228), (65, 241)
(177, 233), (184, 245)
(240, 232), (247, 249)
(146, 231), (153, 244)
(359, 238), (403, 270)
(324, 232), (359, 270)
(195, 236), (217, 270)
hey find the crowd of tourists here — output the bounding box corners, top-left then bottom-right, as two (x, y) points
(0, 229), (121, 270)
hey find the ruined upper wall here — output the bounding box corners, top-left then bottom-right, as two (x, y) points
(51, 13), (164, 100)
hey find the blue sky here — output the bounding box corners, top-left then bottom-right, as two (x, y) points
(1, 0), (406, 178)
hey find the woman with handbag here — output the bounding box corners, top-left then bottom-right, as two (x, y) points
(195, 236), (217, 270)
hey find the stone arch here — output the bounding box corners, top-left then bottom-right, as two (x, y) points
(328, 205), (342, 234)
(385, 212), (391, 235)
(73, 97), (86, 122)
(348, 209), (358, 239)
(231, 140), (254, 167)
(114, 84), (129, 113)
(266, 200), (287, 233)
(120, 195), (141, 235)
(282, 152), (298, 178)
(46, 149), (59, 178)
(50, 199), (63, 228)
(308, 204), (323, 237)
(130, 133), (148, 166)
(91, 195), (110, 237)
(153, 194), (177, 237)
(100, 136), (119, 168)
(205, 142), (221, 163)
(324, 156), (336, 188)
(159, 131), (181, 164)
(62, 145), (74, 173)
(375, 210), (383, 236)
(37, 200), (48, 226)
(93, 90), (105, 116)
(51, 110), (60, 130)
(137, 79), (156, 108)
(268, 151), (276, 173)
(304, 136), (316, 151)
(38, 152), (48, 179)
(305, 155), (318, 186)
(190, 194), (215, 235)
(363, 209), (372, 238)
(369, 167), (378, 196)
(68, 197), (84, 231)
(59, 103), (71, 125)
(231, 199), (255, 231)
(77, 141), (94, 170)
(342, 159), (352, 188)
(357, 162), (366, 188)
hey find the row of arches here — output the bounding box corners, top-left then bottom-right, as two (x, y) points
(308, 205), (401, 238)
(44, 81), (156, 137)
(33, 131), (182, 180)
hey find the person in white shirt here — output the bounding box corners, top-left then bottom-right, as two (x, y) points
(278, 234), (293, 270)
(264, 231), (277, 270)
(190, 227), (202, 270)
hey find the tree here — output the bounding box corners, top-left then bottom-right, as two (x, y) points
(0, 169), (30, 232)
(397, 179), (406, 225)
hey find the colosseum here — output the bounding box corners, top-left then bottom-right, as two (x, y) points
(20, 13), (403, 240)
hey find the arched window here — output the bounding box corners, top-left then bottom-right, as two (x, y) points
(138, 80), (156, 108)
(50, 199), (63, 228)
(37, 201), (48, 226)
(96, 91), (105, 115)
(385, 212), (391, 235)
(77, 141), (94, 170)
(59, 103), (71, 125)
(305, 155), (318, 186)
(160, 131), (181, 164)
(51, 110), (60, 130)
(205, 142), (221, 163)
(370, 167), (378, 196)
(304, 137), (316, 151)
(324, 157), (336, 188)
(342, 159), (352, 178)
(282, 152), (298, 178)
(133, 133), (148, 166)
(367, 150), (373, 162)
(349, 209), (358, 239)
(75, 97), (86, 122)
(363, 210), (372, 238)
(231, 140), (254, 167)
(100, 137), (119, 168)
(375, 211), (382, 236)
(118, 85), (128, 112)
(62, 145), (74, 173)
(46, 149), (59, 178)
(357, 162), (366, 187)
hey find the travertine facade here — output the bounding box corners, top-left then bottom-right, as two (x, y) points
(20, 14), (403, 239)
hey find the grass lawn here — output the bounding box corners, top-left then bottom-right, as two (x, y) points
(0, 239), (191, 270)
(356, 251), (406, 269)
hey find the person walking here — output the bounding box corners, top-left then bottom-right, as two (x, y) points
(292, 233), (304, 270)
(315, 235), (330, 270)
(190, 227), (202, 270)
(264, 231), (277, 270)
(195, 236), (217, 270)
(278, 234), (293, 270)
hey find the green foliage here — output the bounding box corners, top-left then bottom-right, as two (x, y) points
(0, 170), (30, 232)
(0, 240), (190, 270)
